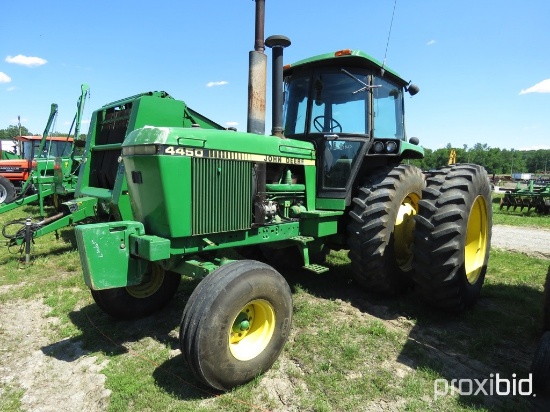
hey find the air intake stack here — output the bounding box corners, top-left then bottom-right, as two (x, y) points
(265, 35), (291, 138)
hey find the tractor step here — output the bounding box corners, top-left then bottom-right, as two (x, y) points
(302, 263), (329, 274)
(290, 236), (315, 244)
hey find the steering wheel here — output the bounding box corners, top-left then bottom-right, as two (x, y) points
(313, 116), (342, 133)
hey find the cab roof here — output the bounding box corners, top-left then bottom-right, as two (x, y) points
(284, 49), (408, 87)
(15, 135), (74, 142)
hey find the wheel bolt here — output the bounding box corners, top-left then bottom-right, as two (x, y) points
(240, 320), (250, 331)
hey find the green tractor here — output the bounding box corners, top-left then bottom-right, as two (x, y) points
(74, 27), (492, 391)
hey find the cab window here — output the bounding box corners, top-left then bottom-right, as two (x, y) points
(372, 76), (404, 139)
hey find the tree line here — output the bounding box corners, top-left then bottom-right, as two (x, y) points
(0, 125), (85, 141)
(1, 124), (548, 175)
(411, 143), (549, 175)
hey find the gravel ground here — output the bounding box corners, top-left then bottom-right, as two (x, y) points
(491, 225), (550, 260)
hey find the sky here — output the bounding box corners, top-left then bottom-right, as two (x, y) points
(0, 0), (549, 151)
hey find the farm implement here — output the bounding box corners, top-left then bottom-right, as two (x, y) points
(499, 180), (550, 214)
(0, 84), (89, 217)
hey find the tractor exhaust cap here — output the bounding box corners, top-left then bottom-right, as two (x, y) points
(265, 35), (291, 138)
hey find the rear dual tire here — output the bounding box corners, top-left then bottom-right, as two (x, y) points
(412, 164), (492, 312)
(347, 164), (425, 295)
(348, 163), (492, 312)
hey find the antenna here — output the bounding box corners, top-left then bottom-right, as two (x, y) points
(381, 0), (397, 76)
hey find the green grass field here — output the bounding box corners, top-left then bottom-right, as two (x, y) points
(1, 203), (549, 411)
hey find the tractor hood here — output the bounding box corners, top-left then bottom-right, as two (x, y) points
(122, 126), (315, 158)
(121, 126), (316, 238)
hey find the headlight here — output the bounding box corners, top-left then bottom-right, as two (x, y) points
(122, 145), (158, 156)
(386, 141), (398, 153)
(373, 141), (385, 153)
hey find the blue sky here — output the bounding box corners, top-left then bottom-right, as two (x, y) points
(1, 0), (548, 151)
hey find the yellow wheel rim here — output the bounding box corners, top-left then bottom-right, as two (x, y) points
(465, 195), (488, 284)
(394, 194), (420, 271)
(229, 299), (275, 361)
(126, 264), (164, 298)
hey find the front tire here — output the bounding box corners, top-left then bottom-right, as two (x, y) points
(0, 175), (16, 204)
(413, 164), (492, 312)
(347, 164), (425, 295)
(90, 263), (181, 319)
(179, 260), (293, 391)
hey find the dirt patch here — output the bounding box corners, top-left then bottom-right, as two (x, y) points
(0, 300), (111, 411)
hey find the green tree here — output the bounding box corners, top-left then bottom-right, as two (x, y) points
(0, 125), (31, 139)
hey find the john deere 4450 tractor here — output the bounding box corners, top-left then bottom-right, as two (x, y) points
(75, 38), (491, 390)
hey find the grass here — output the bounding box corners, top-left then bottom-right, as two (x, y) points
(0, 204), (549, 411)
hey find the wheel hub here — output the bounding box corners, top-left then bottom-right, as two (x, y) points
(229, 299), (275, 361)
(394, 196), (419, 271)
(126, 264), (165, 298)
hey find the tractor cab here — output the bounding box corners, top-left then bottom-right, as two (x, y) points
(0, 135), (73, 182)
(18, 135), (73, 161)
(282, 50), (422, 201)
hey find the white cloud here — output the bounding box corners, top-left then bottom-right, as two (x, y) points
(7, 86), (16, 92)
(206, 80), (228, 87)
(225, 121), (238, 127)
(0, 72), (11, 83)
(519, 79), (550, 95)
(426, 40), (436, 46)
(5, 54), (47, 67)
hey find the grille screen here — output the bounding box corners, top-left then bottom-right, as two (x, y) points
(192, 158), (252, 235)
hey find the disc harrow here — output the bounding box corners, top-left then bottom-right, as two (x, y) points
(499, 181), (550, 214)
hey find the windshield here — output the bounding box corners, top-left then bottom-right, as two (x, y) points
(22, 140), (72, 160)
(283, 68), (405, 139)
(46, 141), (72, 158)
(284, 69), (369, 135)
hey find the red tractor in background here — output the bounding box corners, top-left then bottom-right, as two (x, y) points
(0, 134), (74, 204)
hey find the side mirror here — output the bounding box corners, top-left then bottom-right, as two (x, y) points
(407, 84), (420, 96)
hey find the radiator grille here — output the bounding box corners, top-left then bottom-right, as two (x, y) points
(192, 158), (252, 235)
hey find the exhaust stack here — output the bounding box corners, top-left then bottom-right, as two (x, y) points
(265, 35), (291, 138)
(247, 0), (267, 135)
